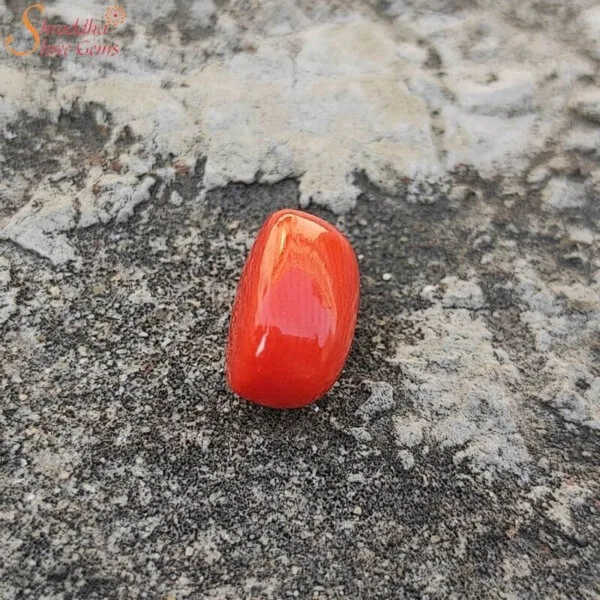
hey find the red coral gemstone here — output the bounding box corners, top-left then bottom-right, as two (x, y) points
(226, 209), (360, 409)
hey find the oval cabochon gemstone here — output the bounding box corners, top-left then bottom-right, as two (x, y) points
(226, 209), (360, 409)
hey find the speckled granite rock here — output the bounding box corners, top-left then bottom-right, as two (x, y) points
(0, 1), (599, 599)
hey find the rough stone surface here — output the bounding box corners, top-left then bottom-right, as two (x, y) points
(1, 1), (599, 599)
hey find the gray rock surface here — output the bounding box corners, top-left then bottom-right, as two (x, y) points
(1, 0), (599, 598)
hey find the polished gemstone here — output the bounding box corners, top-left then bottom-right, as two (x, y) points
(226, 209), (360, 409)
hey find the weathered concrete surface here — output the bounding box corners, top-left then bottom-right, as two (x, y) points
(0, 1), (599, 598)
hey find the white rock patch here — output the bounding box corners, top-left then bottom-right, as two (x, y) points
(0, 257), (18, 325)
(1, 2), (597, 260)
(390, 306), (529, 473)
(516, 264), (600, 430)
